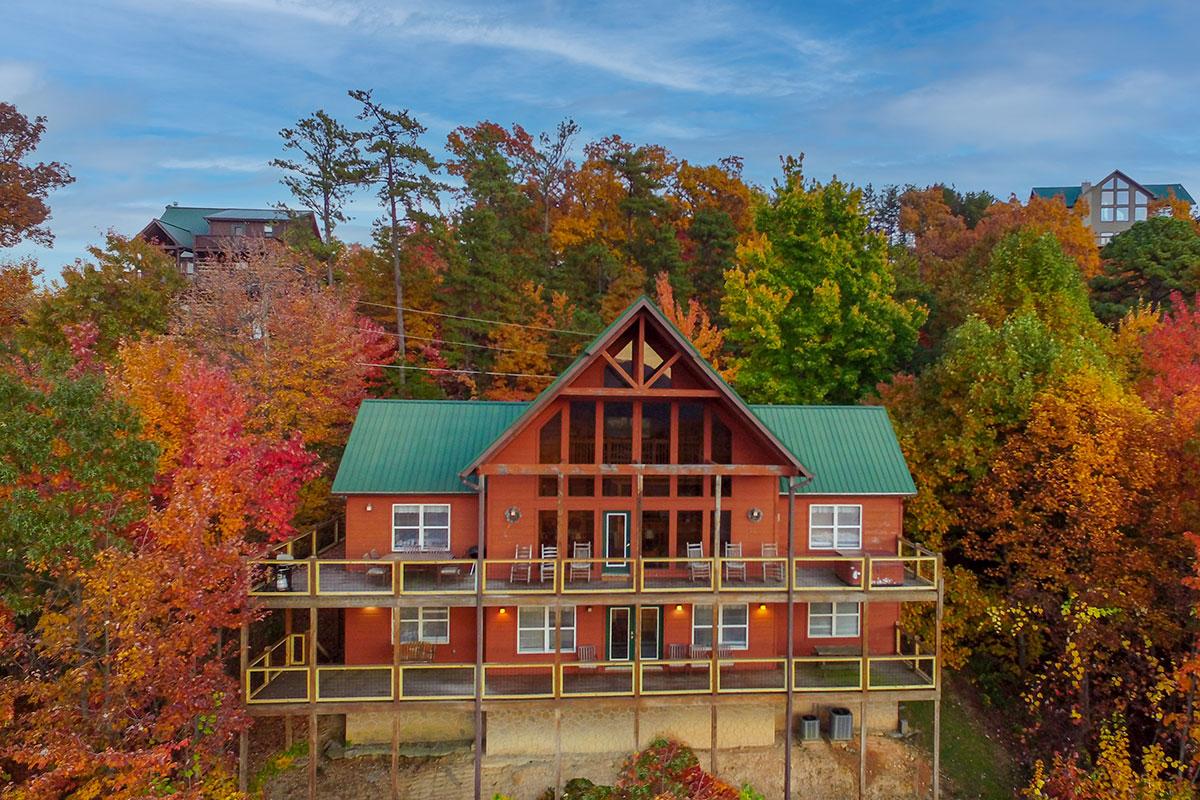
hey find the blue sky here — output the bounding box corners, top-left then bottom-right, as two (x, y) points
(7, 0), (1200, 269)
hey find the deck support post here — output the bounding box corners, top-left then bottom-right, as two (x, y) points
(859, 594), (870, 800)
(784, 482), (796, 800)
(932, 698), (941, 800)
(554, 707), (563, 799)
(859, 698), (867, 800)
(933, 569), (944, 800)
(285, 716), (293, 749)
(709, 473), (722, 776)
(307, 709), (318, 800)
(391, 714), (400, 800)
(306, 604), (318, 800)
(238, 622), (249, 794)
(473, 477), (486, 800)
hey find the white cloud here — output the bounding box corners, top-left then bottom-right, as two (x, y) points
(160, 156), (270, 173)
(0, 61), (41, 104)
(879, 63), (1179, 149)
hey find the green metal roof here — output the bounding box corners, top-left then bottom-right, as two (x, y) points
(156, 206), (225, 245)
(146, 206), (316, 250)
(1031, 183), (1194, 207)
(1030, 186), (1083, 206)
(1144, 184), (1195, 204)
(332, 400), (529, 494)
(750, 405), (916, 495)
(332, 399), (916, 496)
(206, 209), (296, 221)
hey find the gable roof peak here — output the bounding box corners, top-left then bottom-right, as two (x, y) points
(459, 295), (810, 477)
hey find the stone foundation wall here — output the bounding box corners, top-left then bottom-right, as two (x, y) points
(346, 709), (475, 746)
(344, 699), (900, 753)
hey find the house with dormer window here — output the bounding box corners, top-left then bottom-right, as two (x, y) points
(1032, 169), (1194, 245)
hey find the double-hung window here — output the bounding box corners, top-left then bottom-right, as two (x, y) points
(692, 604), (749, 650)
(809, 504), (862, 549)
(396, 607), (450, 644)
(808, 602), (860, 638)
(516, 606), (576, 653)
(392, 504), (450, 551)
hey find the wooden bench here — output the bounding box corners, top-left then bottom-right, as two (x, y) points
(397, 641), (436, 663)
(813, 645), (861, 674)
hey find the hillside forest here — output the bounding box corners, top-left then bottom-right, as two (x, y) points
(4, 94), (1200, 797)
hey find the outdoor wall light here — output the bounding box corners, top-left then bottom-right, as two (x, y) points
(759, 604), (768, 611)
(505, 506), (522, 523)
(366, 503), (373, 512)
(746, 508), (763, 522)
(498, 608), (507, 615)
(675, 604), (683, 612)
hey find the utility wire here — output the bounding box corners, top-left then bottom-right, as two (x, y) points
(262, 309), (579, 360)
(358, 362), (556, 380)
(356, 299), (597, 337)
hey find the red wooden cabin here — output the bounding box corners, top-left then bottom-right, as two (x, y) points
(241, 297), (942, 799)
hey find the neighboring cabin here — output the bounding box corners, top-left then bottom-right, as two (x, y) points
(1032, 169), (1193, 245)
(241, 297), (943, 800)
(136, 205), (319, 274)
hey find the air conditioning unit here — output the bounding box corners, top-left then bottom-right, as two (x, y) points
(799, 714), (820, 742)
(829, 707), (853, 741)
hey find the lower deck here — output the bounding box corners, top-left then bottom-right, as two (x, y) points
(245, 656), (934, 705)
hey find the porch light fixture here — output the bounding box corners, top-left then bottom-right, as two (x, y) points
(505, 506), (522, 523)
(675, 604), (683, 612)
(366, 503), (373, 512)
(759, 604), (768, 611)
(498, 608), (507, 615)
(746, 508), (763, 522)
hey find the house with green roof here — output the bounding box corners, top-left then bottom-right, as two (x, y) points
(137, 204), (319, 273)
(239, 297), (942, 800)
(1032, 169), (1193, 245)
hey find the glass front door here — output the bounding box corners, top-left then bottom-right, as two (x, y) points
(640, 606), (663, 660)
(603, 511), (631, 575)
(607, 606), (634, 660)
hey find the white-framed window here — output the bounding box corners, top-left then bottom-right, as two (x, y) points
(809, 504), (862, 550)
(394, 607), (450, 644)
(517, 606), (576, 653)
(808, 602), (861, 638)
(263, 223), (275, 235)
(392, 504), (450, 551)
(692, 604), (749, 650)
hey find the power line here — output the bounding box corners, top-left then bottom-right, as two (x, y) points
(347, 323), (578, 360)
(357, 299), (596, 337)
(358, 362), (556, 380)
(263, 309), (579, 360)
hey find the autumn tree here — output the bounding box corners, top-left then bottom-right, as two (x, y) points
(28, 232), (185, 359)
(654, 271), (735, 381)
(483, 282), (576, 401)
(272, 109), (369, 283)
(170, 243), (391, 453)
(1, 331), (320, 797)
(0, 102), (74, 248)
(0, 329), (157, 611)
(442, 121), (547, 384)
(352, 89), (442, 385)
(723, 156), (925, 404)
(1090, 216), (1200, 324)
(530, 118), (580, 237)
(0, 256), (40, 332)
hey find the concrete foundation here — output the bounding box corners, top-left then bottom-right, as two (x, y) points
(343, 699), (900, 753)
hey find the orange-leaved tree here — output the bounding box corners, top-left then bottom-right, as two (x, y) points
(654, 271), (735, 382)
(173, 243), (391, 451)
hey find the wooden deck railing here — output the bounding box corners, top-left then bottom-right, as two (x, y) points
(245, 653), (936, 705)
(249, 543), (939, 599)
